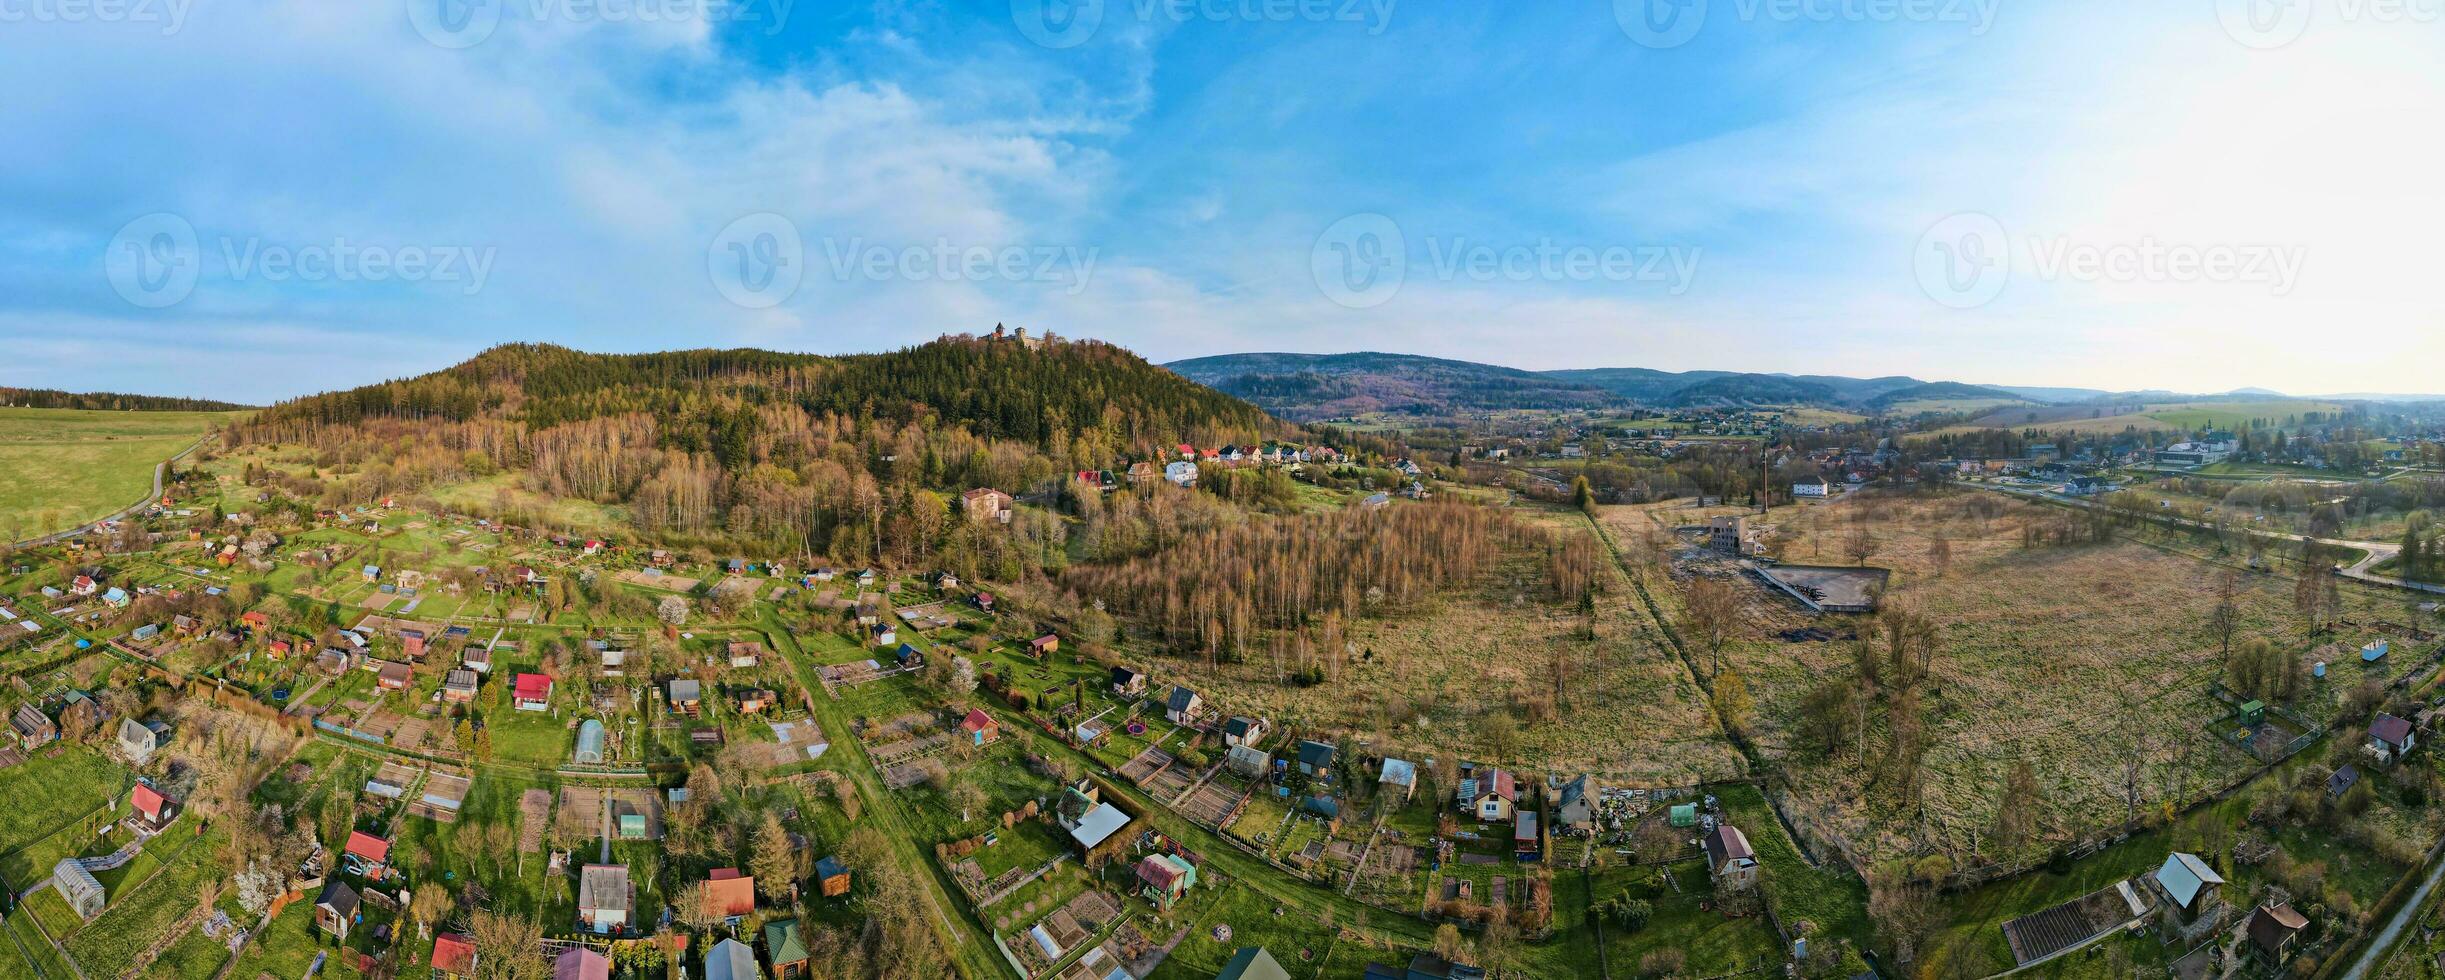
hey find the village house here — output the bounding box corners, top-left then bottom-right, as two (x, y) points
(958, 708), (999, 746)
(2329, 764), (2363, 799)
(960, 487), (1015, 524)
(443, 668), (479, 704)
(345, 830), (393, 879)
(1553, 774), (1597, 832)
(814, 855), (852, 897)
(703, 869), (757, 926)
(764, 919), (811, 979)
(1164, 459), (1199, 487)
(669, 678), (704, 714)
(1216, 947), (1291, 980)
(578, 864), (633, 933)
(734, 688), (780, 714)
(870, 621), (897, 648)
(117, 717), (170, 765)
(2246, 903), (2308, 966)
(431, 934), (478, 977)
(11, 704), (56, 750)
(2370, 713), (2418, 764)
(1135, 853), (1198, 909)
(1462, 767), (1517, 822)
(706, 938), (759, 980)
(1164, 685), (1203, 725)
(315, 879), (360, 940)
(462, 645), (492, 674)
(1223, 715), (1266, 748)
(129, 784), (179, 834)
(376, 660), (412, 691)
(1295, 739), (1337, 780)
(1704, 824), (1758, 889)
(727, 640), (765, 668)
(1379, 758), (1417, 802)
(971, 591), (995, 613)
(1110, 666), (1145, 696)
(512, 672), (554, 711)
(555, 948), (611, 980)
(2149, 852), (2226, 923)
(1027, 633), (1059, 657)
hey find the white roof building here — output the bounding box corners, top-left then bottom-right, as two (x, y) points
(1068, 802), (1131, 851)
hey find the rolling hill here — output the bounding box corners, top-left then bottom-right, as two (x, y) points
(1163, 352), (1627, 420)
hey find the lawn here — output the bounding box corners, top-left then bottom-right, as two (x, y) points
(0, 746), (132, 885)
(0, 407), (243, 540)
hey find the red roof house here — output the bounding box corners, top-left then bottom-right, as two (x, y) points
(703, 869), (757, 920)
(346, 830), (392, 865)
(959, 708), (999, 745)
(130, 784), (178, 830)
(432, 934), (477, 976)
(513, 673), (554, 710)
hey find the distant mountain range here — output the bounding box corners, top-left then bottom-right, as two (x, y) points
(1167, 353), (2033, 419)
(1164, 352), (1627, 420)
(1163, 352), (2441, 420)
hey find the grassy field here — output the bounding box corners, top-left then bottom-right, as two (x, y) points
(1155, 506), (1741, 783)
(0, 407), (242, 540)
(1620, 491), (2424, 866)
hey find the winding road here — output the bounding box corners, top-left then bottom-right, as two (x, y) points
(6, 432), (217, 551)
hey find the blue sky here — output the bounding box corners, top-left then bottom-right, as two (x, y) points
(4, 0), (2441, 402)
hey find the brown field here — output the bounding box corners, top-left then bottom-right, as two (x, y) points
(1608, 492), (2423, 865)
(1161, 507), (1742, 784)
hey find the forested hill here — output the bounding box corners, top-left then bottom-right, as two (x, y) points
(1, 387), (254, 412)
(224, 335), (1309, 557)
(243, 336), (1284, 455)
(1164, 351), (1626, 420)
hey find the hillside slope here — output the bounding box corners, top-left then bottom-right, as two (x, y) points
(1165, 352), (1625, 420)
(249, 336), (1282, 453)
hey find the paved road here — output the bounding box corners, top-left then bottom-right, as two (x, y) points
(2345, 837), (2445, 980)
(5, 432), (215, 550)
